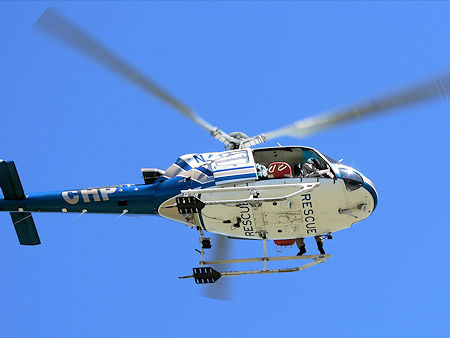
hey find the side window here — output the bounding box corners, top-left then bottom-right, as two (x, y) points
(212, 150), (258, 185)
(252, 147), (335, 179)
(212, 150), (249, 170)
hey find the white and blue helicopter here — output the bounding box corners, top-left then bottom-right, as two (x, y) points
(1, 9), (448, 284)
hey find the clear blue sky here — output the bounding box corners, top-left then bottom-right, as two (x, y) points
(1, 2), (449, 338)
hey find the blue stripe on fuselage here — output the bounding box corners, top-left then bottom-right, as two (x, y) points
(214, 165), (254, 173)
(363, 182), (378, 212)
(214, 173), (256, 182)
(174, 158), (192, 171)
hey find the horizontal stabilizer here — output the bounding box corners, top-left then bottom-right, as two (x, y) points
(0, 160), (41, 245)
(10, 212), (41, 245)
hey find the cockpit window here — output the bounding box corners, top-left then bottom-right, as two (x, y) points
(340, 168), (363, 191)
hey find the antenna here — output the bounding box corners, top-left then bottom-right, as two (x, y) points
(115, 209), (129, 221)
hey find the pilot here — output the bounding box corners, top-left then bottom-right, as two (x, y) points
(299, 158), (333, 179)
(296, 236), (326, 255)
(294, 150), (305, 177)
(300, 158), (321, 177)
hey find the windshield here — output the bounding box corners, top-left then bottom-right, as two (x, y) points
(340, 168), (363, 191)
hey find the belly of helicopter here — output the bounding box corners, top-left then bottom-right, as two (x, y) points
(159, 178), (358, 239)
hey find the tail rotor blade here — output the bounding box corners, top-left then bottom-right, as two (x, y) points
(202, 234), (232, 300)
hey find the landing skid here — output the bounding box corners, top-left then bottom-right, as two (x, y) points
(179, 234), (332, 283)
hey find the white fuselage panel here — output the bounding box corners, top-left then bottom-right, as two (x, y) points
(158, 177), (375, 239)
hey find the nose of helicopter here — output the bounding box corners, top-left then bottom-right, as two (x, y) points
(338, 167), (378, 214)
(362, 176), (378, 212)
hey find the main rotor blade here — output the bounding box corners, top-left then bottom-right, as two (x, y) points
(35, 8), (235, 145)
(259, 73), (450, 142)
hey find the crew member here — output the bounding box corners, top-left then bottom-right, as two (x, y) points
(300, 158), (320, 177)
(296, 236), (326, 255)
(314, 235), (325, 255)
(299, 158), (333, 178)
(296, 238), (306, 256)
(255, 163), (268, 179)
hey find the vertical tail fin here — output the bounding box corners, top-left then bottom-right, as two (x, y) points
(0, 160), (41, 245)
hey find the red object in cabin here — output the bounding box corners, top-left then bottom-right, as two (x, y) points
(274, 239), (296, 246)
(267, 162), (293, 179)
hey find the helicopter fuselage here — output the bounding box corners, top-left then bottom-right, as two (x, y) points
(0, 146), (378, 244)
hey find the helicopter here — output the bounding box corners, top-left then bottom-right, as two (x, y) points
(1, 8), (448, 284)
